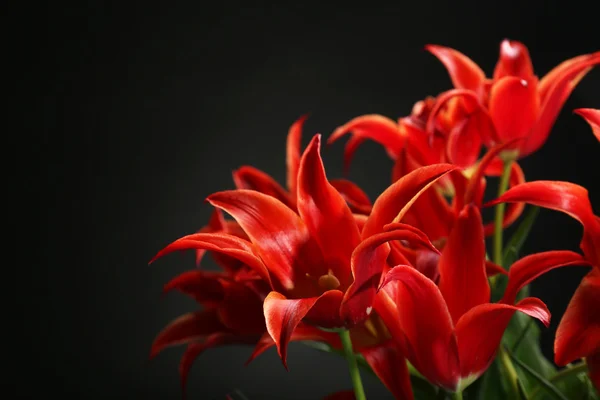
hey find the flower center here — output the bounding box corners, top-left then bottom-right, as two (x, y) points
(317, 269), (340, 291)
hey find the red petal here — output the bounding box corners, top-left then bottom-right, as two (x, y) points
(179, 333), (252, 397)
(263, 290), (344, 368)
(287, 114), (308, 196)
(208, 190), (324, 290)
(360, 340), (414, 400)
(588, 350), (600, 391)
(362, 164), (457, 239)
(150, 232), (272, 288)
(455, 297), (550, 378)
(438, 205), (489, 324)
(246, 324), (341, 364)
(446, 116), (483, 168)
(463, 138), (522, 206)
(341, 225), (439, 326)
(485, 181), (600, 265)
(150, 310), (225, 358)
(574, 108), (600, 142)
(233, 166), (294, 209)
(217, 280), (266, 334)
(330, 179), (373, 215)
(342, 135), (367, 176)
(554, 269), (600, 366)
(501, 250), (590, 304)
(329, 114), (404, 158)
(425, 89), (483, 136)
(163, 270), (225, 305)
(489, 76), (540, 145)
(493, 39), (535, 81)
(297, 135), (361, 286)
(195, 209), (226, 266)
(426, 45), (486, 93)
(379, 265), (460, 391)
(522, 51), (600, 157)
(485, 260), (508, 277)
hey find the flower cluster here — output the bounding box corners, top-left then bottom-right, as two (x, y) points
(150, 40), (599, 399)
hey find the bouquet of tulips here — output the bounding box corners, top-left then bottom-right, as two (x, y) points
(150, 40), (600, 399)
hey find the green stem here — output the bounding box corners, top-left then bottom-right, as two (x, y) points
(451, 390), (463, 400)
(498, 337), (523, 400)
(339, 330), (367, 400)
(493, 158), (514, 268)
(529, 361), (588, 400)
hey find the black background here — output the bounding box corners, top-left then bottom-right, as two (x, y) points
(27, 1), (600, 399)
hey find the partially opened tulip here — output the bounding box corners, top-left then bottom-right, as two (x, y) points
(376, 204), (551, 392)
(426, 40), (600, 159)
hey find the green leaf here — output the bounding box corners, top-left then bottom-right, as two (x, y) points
(506, 347), (568, 400)
(474, 357), (508, 400)
(503, 206), (540, 268)
(501, 312), (557, 392)
(529, 362), (596, 400)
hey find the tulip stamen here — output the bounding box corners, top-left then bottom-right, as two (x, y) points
(318, 269), (341, 290)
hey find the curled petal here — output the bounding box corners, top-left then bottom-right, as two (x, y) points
(438, 205), (489, 324)
(195, 209), (226, 266)
(287, 114), (308, 195)
(523, 51), (600, 157)
(425, 44), (486, 93)
(455, 297), (550, 378)
(554, 270), (600, 366)
(330, 179), (373, 215)
(208, 190), (324, 289)
(485, 261), (508, 277)
(329, 114), (404, 158)
(150, 232), (272, 287)
(342, 224), (439, 326)
(297, 135), (361, 286)
(493, 39), (535, 81)
(150, 310), (225, 358)
(489, 76), (540, 145)
(362, 164), (458, 239)
(485, 181), (600, 264)
(501, 250), (590, 304)
(233, 166), (294, 209)
(341, 136), (367, 176)
(574, 108), (600, 142)
(263, 290), (344, 368)
(463, 138), (521, 206)
(360, 340), (414, 400)
(379, 265), (460, 391)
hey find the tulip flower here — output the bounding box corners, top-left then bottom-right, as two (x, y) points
(152, 134), (455, 347)
(486, 180), (599, 390)
(376, 203), (551, 392)
(426, 40), (600, 159)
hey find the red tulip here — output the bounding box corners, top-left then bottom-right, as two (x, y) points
(426, 40), (600, 158)
(486, 180), (600, 389)
(377, 204), (551, 392)
(152, 132), (456, 374)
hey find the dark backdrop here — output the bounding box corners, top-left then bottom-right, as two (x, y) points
(28, 2), (599, 399)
